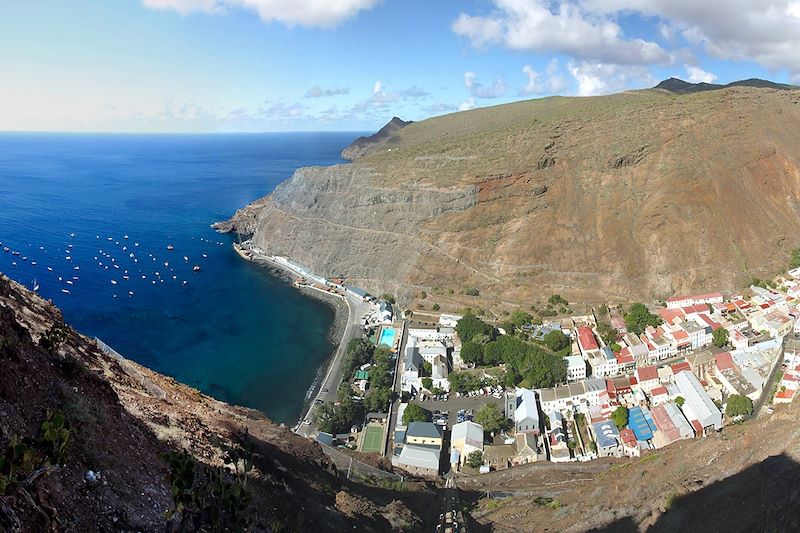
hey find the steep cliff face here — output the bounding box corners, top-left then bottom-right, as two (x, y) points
(0, 275), (428, 532)
(223, 84), (800, 303)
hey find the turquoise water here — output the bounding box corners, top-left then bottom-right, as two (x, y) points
(379, 327), (396, 348)
(0, 132), (362, 423)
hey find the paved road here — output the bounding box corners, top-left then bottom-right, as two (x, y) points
(385, 321), (409, 455)
(295, 290), (374, 437)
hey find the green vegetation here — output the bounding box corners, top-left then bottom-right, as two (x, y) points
(460, 342), (485, 366)
(448, 372), (484, 394)
(612, 406), (629, 430)
(432, 303), (440, 311)
(314, 388), (364, 435)
(725, 394), (754, 418)
(465, 450), (484, 469)
(465, 287), (480, 297)
(381, 293), (396, 304)
(402, 403), (432, 425)
(509, 310), (534, 328)
(342, 338), (374, 379)
(544, 330), (569, 352)
(712, 327), (729, 348)
(421, 377), (433, 391)
(596, 320), (618, 346)
(790, 248), (800, 269)
(164, 446), (251, 530)
(500, 321), (516, 335)
(675, 396), (685, 407)
(39, 321), (69, 354)
(548, 294), (568, 307)
(624, 303), (663, 335)
(1, 411), (72, 494)
(474, 403), (507, 433)
(456, 314), (494, 344)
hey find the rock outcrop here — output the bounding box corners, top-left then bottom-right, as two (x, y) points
(341, 116), (412, 160)
(222, 83), (800, 304)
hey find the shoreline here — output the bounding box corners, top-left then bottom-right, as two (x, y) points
(234, 246), (355, 430)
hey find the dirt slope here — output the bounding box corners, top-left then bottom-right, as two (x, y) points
(0, 274), (430, 532)
(223, 84), (800, 304)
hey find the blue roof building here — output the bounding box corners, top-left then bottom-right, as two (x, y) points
(627, 406), (657, 442)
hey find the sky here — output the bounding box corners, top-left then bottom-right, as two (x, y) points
(2, 0), (800, 132)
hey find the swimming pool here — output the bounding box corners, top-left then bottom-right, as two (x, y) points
(378, 327), (396, 348)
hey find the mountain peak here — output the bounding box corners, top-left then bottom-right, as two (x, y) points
(655, 77), (797, 95)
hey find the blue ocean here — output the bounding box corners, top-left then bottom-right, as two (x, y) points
(0, 132), (360, 424)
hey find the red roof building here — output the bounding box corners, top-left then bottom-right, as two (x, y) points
(577, 326), (599, 353)
(714, 352), (736, 372)
(671, 361), (692, 375)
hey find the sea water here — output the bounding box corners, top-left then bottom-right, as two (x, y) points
(0, 131), (360, 423)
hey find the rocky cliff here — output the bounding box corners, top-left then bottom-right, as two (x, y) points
(221, 83), (800, 304)
(0, 274), (429, 532)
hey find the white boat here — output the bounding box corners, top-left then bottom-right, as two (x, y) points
(183, 256), (188, 262)
(202, 254), (207, 258)
(31, 261), (37, 265)
(193, 265), (201, 272)
(32, 280), (39, 291)
(110, 280), (117, 285)
(47, 267), (53, 271)
(61, 289), (70, 294)
(124, 235), (129, 239)
(167, 244), (174, 251)
(128, 291), (134, 296)
(74, 266), (79, 270)
(66, 280), (73, 285)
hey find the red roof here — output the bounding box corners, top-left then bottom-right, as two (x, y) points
(658, 308), (684, 323)
(619, 428), (637, 447)
(651, 405), (681, 443)
(690, 420), (704, 436)
(616, 351), (634, 364)
(696, 314), (721, 331)
(651, 386), (668, 396)
(577, 326), (599, 351)
(776, 390), (795, 399)
(629, 376), (638, 385)
(714, 352), (736, 372)
(673, 330), (689, 341)
(671, 361), (692, 375)
(637, 365), (659, 382)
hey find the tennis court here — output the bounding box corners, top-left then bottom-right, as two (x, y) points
(360, 423), (384, 453)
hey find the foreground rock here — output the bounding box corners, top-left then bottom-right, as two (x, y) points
(0, 275), (430, 531)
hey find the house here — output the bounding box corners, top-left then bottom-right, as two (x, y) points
(666, 292), (723, 309)
(418, 340), (448, 364)
(450, 421), (484, 468)
(547, 411), (571, 463)
(565, 355), (587, 382)
(591, 421), (622, 458)
(606, 377), (633, 405)
(401, 337), (422, 393)
(651, 402), (694, 448)
(627, 406), (656, 443)
(344, 284), (371, 301)
(649, 386), (670, 406)
(619, 428), (640, 457)
(577, 326), (601, 358)
(405, 422), (443, 447)
(513, 388), (541, 435)
(482, 444), (516, 470)
(378, 300), (393, 323)
(513, 433), (541, 464)
(395, 444), (440, 476)
(635, 366), (660, 394)
(674, 371), (723, 433)
(714, 352), (757, 400)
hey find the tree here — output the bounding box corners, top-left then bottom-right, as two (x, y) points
(548, 294), (568, 307)
(402, 403), (432, 425)
(449, 372), (482, 394)
(465, 450), (484, 469)
(365, 387), (392, 413)
(712, 327), (729, 348)
(596, 320), (618, 346)
(421, 361), (432, 377)
(474, 404), (507, 433)
(725, 394), (753, 418)
(456, 314), (494, 344)
(675, 396), (685, 407)
(544, 330), (569, 352)
(567, 440), (577, 451)
(611, 406), (629, 430)
(421, 377), (433, 391)
(500, 321), (516, 335)
(791, 248), (800, 269)
(483, 335), (528, 366)
(460, 342), (484, 366)
(510, 310), (534, 328)
(380, 293), (396, 304)
(342, 338), (374, 378)
(623, 303), (663, 335)
(432, 303), (441, 311)
(465, 288), (480, 297)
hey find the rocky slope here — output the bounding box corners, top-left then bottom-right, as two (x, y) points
(341, 117), (412, 160)
(462, 399), (800, 532)
(221, 82), (800, 304)
(0, 274), (430, 532)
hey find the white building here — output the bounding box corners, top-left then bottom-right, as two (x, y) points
(565, 355), (587, 382)
(401, 337), (422, 393)
(513, 388), (541, 435)
(450, 421), (484, 467)
(674, 371), (722, 433)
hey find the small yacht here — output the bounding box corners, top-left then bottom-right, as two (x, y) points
(166, 244), (174, 251)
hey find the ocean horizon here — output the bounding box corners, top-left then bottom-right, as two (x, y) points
(0, 131), (365, 424)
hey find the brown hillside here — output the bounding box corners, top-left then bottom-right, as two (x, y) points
(0, 274), (432, 532)
(223, 85), (800, 304)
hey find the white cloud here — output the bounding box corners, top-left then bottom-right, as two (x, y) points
(349, 81), (430, 115)
(464, 71), (508, 99)
(521, 60), (568, 95)
(373, 80), (383, 94)
(142, 0), (378, 28)
(453, 0), (671, 66)
(685, 65), (717, 83)
(304, 85), (349, 98)
(567, 61), (655, 96)
(578, 0), (800, 76)
(458, 97), (477, 111)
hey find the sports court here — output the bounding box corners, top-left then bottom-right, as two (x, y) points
(360, 423), (385, 453)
